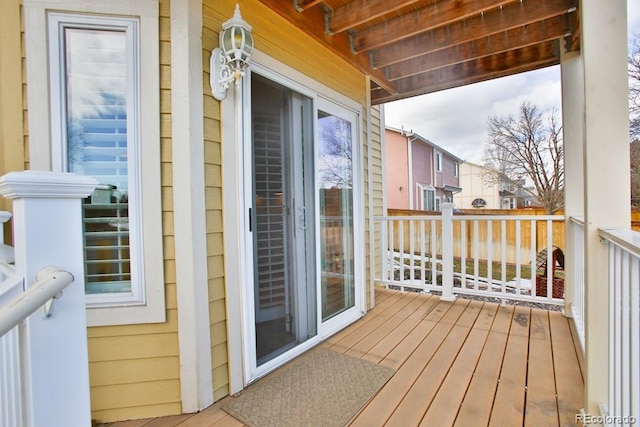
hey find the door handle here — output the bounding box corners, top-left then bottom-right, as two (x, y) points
(299, 206), (307, 230)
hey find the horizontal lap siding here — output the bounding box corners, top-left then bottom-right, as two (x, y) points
(0, 0), (27, 219)
(202, 0), (373, 400)
(366, 104), (384, 308)
(87, 0), (181, 422)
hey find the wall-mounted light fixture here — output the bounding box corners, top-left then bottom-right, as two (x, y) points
(210, 4), (254, 100)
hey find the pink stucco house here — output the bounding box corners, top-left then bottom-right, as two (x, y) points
(385, 127), (463, 211)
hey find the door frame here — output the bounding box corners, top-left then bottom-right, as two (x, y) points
(222, 50), (366, 390)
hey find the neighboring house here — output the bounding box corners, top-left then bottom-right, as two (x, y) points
(385, 127), (463, 211)
(0, 1), (631, 424)
(455, 162), (535, 210)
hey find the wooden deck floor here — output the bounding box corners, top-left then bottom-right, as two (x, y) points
(100, 288), (585, 427)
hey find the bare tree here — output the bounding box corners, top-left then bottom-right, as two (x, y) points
(318, 115), (353, 188)
(630, 34), (640, 139)
(483, 101), (564, 214)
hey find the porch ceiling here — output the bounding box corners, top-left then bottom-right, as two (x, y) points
(258, 0), (580, 105)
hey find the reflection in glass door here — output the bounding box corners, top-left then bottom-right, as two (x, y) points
(318, 111), (355, 321)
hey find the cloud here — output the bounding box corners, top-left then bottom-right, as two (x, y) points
(385, 66), (561, 163)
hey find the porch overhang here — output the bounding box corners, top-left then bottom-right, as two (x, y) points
(444, 184), (462, 194)
(259, 0), (580, 104)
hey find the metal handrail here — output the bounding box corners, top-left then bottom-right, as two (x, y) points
(0, 267), (74, 337)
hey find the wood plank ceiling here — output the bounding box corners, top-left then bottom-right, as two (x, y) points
(258, 0), (580, 105)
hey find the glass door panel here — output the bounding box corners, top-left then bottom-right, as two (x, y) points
(251, 75), (316, 366)
(317, 110), (355, 321)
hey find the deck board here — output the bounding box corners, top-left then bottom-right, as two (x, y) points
(525, 309), (560, 426)
(348, 298), (471, 426)
(384, 300), (484, 427)
(419, 303), (499, 426)
(549, 311), (585, 427)
(453, 304), (514, 427)
(488, 306), (531, 426)
(100, 289), (584, 427)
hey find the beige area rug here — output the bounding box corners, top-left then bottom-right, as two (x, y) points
(223, 347), (395, 427)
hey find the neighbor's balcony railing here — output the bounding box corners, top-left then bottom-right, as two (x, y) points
(599, 228), (640, 422)
(374, 203), (566, 306)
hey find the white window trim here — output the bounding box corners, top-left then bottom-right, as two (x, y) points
(435, 151), (442, 173)
(418, 183), (436, 211)
(24, 0), (164, 326)
(454, 162), (459, 177)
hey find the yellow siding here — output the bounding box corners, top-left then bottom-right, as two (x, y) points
(87, 0), (181, 422)
(369, 105), (385, 294)
(0, 0), (26, 222)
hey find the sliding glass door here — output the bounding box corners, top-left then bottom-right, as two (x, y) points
(244, 70), (362, 381)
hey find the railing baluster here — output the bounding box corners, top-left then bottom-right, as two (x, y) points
(409, 219), (415, 283)
(515, 220), (522, 295)
(473, 220), (479, 291)
(501, 219), (507, 295)
(460, 219), (467, 288)
(420, 219), (426, 288)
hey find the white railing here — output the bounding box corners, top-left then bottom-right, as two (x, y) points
(0, 171), (97, 427)
(571, 217), (585, 352)
(1, 265), (74, 426)
(374, 203), (565, 306)
(599, 228), (640, 424)
(0, 261), (23, 427)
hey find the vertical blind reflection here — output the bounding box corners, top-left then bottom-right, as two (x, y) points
(65, 28), (132, 294)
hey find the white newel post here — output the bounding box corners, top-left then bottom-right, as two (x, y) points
(0, 171), (97, 427)
(440, 203), (456, 302)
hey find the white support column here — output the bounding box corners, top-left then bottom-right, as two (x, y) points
(0, 171), (97, 427)
(440, 203), (456, 302)
(580, 0), (630, 415)
(171, 0), (214, 412)
(560, 50), (585, 317)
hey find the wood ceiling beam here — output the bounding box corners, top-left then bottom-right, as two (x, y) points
(328, 0), (421, 34)
(258, 0), (398, 94)
(386, 13), (572, 81)
(372, 41), (559, 104)
(353, 0), (517, 52)
(370, 0), (575, 68)
(294, 0), (324, 12)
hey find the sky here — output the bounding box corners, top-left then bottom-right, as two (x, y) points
(384, 2), (640, 164)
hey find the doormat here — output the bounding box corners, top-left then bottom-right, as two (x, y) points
(222, 347), (395, 427)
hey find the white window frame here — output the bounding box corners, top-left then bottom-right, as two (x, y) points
(24, 0), (164, 326)
(435, 151), (442, 172)
(454, 162), (459, 177)
(222, 50), (366, 390)
(419, 184), (436, 211)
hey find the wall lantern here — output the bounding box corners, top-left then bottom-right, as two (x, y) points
(210, 4), (254, 100)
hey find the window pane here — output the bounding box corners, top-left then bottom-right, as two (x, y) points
(65, 28), (132, 294)
(318, 111), (354, 321)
